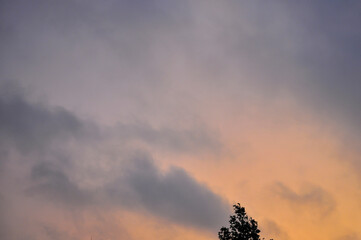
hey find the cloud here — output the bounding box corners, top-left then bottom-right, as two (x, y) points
(0, 81), (221, 156)
(2, 0), (361, 150)
(28, 162), (93, 207)
(23, 154), (229, 231)
(24, 152), (230, 231)
(106, 154), (229, 230)
(272, 182), (336, 216)
(0, 82), (85, 153)
(2, 1), (361, 239)
(116, 122), (222, 154)
(0, 81), (229, 238)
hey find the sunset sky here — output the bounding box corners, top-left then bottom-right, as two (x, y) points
(1, 1), (361, 240)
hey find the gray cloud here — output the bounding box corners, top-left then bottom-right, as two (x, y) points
(2, 0), (360, 141)
(0, 81), (228, 238)
(116, 122), (222, 154)
(0, 82), (84, 153)
(281, 2), (361, 148)
(2, 0), (361, 122)
(0, 81), (220, 156)
(24, 154), (229, 231)
(106, 155), (229, 230)
(273, 182), (336, 216)
(28, 162), (93, 207)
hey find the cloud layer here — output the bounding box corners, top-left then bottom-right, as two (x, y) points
(0, 84), (229, 239)
(1, 1), (361, 240)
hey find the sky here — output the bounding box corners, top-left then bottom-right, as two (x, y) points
(1, 1), (361, 240)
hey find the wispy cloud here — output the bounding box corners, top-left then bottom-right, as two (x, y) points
(272, 182), (336, 217)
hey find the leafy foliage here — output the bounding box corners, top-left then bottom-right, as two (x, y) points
(218, 203), (271, 240)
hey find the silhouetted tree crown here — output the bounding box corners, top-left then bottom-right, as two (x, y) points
(218, 203), (271, 240)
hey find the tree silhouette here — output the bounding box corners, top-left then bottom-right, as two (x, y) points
(218, 203), (272, 240)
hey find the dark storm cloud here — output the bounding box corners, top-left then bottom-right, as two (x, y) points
(273, 182), (336, 216)
(106, 155), (229, 230)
